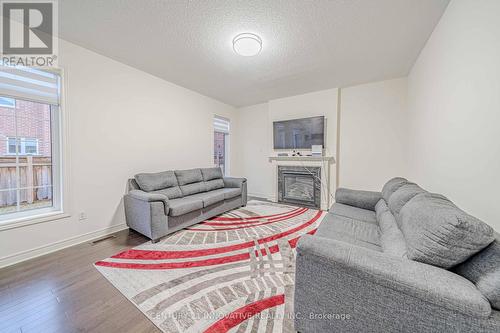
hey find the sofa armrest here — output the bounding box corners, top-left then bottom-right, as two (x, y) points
(223, 177), (247, 189)
(127, 190), (169, 215)
(296, 235), (491, 318)
(334, 188), (382, 211)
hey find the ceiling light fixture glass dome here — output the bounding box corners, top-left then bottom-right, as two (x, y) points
(232, 33), (262, 56)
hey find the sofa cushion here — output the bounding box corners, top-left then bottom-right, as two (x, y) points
(330, 203), (376, 224)
(211, 187), (242, 200)
(134, 170), (178, 192)
(205, 179), (224, 191)
(399, 193), (495, 268)
(381, 177), (408, 202)
(168, 197), (203, 216)
(453, 234), (500, 310)
(378, 209), (408, 258)
(179, 182), (207, 197)
(221, 187), (241, 199)
(151, 186), (183, 200)
(375, 198), (389, 221)
(316, 213), (381, 251)
(175, 169), (203, 185)
(201, 167), (223, 181)
(188, 191), (225, 207)
(388, 183), (426, 218)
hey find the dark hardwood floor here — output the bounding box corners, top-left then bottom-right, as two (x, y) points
(0, 197), (275, 333)
(0, 229), (161, 333)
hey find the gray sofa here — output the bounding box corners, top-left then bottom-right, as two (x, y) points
(295, 177), (500, 333)
(124, 167), (247, 242)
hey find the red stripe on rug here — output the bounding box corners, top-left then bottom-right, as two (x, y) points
(256, 210), (322, 245)
(99, 211), (323, 268)
(207, 207), (300, 222)
(96, 252), (251, 270)
(112, 240), (257, 259)
(203, 294), (285, 333)
(203, 207), (303, 226)
(188, 208), (308, 231)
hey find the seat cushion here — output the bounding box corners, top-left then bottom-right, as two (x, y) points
(400, 192), (495, 268)
(213, 187), (241, 199)
(453, 234), (500, 310)
(381, 177), (408, 202)
(330, 203), (376, 224)
(168, 197), (204, 216)
(135, 170), (178, 192)
(316, 213), (382, 251)
(188, 191), (225, 207)
(175, 169), (203, 185)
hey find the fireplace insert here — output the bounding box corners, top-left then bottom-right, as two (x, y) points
(278, 166), (321, 208)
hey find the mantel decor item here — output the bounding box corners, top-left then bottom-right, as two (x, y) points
(311, 145), (323, 156)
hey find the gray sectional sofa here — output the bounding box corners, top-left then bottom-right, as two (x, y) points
(295, 177), (500, 333)
(124, 167), (247, 242)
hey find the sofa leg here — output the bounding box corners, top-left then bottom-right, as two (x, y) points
(151, 238), (160, 244)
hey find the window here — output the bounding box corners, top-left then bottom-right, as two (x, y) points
(214, 115), (230, 175)
(6, 137), (39, 155)
(0, 66), (62, 221)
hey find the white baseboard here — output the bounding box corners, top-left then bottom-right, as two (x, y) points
(0, 224), (129, 269)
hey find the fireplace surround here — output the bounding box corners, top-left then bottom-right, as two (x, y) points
(278, 166), (321, 208)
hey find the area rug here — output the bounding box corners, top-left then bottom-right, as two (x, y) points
(95, 200), (325, 333)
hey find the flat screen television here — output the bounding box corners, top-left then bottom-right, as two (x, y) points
(273, 116), (325, 149)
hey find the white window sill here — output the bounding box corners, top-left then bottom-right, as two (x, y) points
(0, 211), (70, 231)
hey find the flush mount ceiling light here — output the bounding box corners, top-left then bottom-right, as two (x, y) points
(232, 33), (262, 57)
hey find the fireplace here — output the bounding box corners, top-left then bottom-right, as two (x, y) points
(278, 166), (321, 209)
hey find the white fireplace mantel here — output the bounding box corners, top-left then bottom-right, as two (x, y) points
(268, 156), (335, 163)
(268, 155), (335, 210)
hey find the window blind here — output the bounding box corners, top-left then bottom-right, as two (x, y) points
(0, 66), (60, 105)
(214, 115), (230, 134)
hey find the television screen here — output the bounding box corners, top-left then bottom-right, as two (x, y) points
(273, 116), (325, 149)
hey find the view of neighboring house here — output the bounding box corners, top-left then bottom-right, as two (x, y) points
(0, 97), (53, 212)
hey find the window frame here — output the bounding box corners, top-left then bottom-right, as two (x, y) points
(0, 96), (15, 108)
(0, 68), (69, 230)
(213, 115), (230, 176)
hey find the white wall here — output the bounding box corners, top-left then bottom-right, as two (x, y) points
(407, 0), (500, 230)
(233, 88), (338, 199)
(232, 103), (272, 198)
(0, 39), (236, 266)
(339, 78), (408, 191)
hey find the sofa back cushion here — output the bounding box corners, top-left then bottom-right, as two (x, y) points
(452, 234), (500, 310)
(399, 192), (495, 268)
(151, 187), (183, 200)
(175, 169), (207, 196)
(381, 177), (408, 202)
(201, 167), (224, 191)
(375, 198), (389, 221)
(375, 199), (407, 258)
(135, 171), (178, 191)
(379, 210), (408, 258)
(388, 183), (426, 223)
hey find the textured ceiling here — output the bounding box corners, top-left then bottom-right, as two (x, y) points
(59, 0), (450, 107)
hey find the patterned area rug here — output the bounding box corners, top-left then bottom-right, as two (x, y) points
(95, 200), (325, 333)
